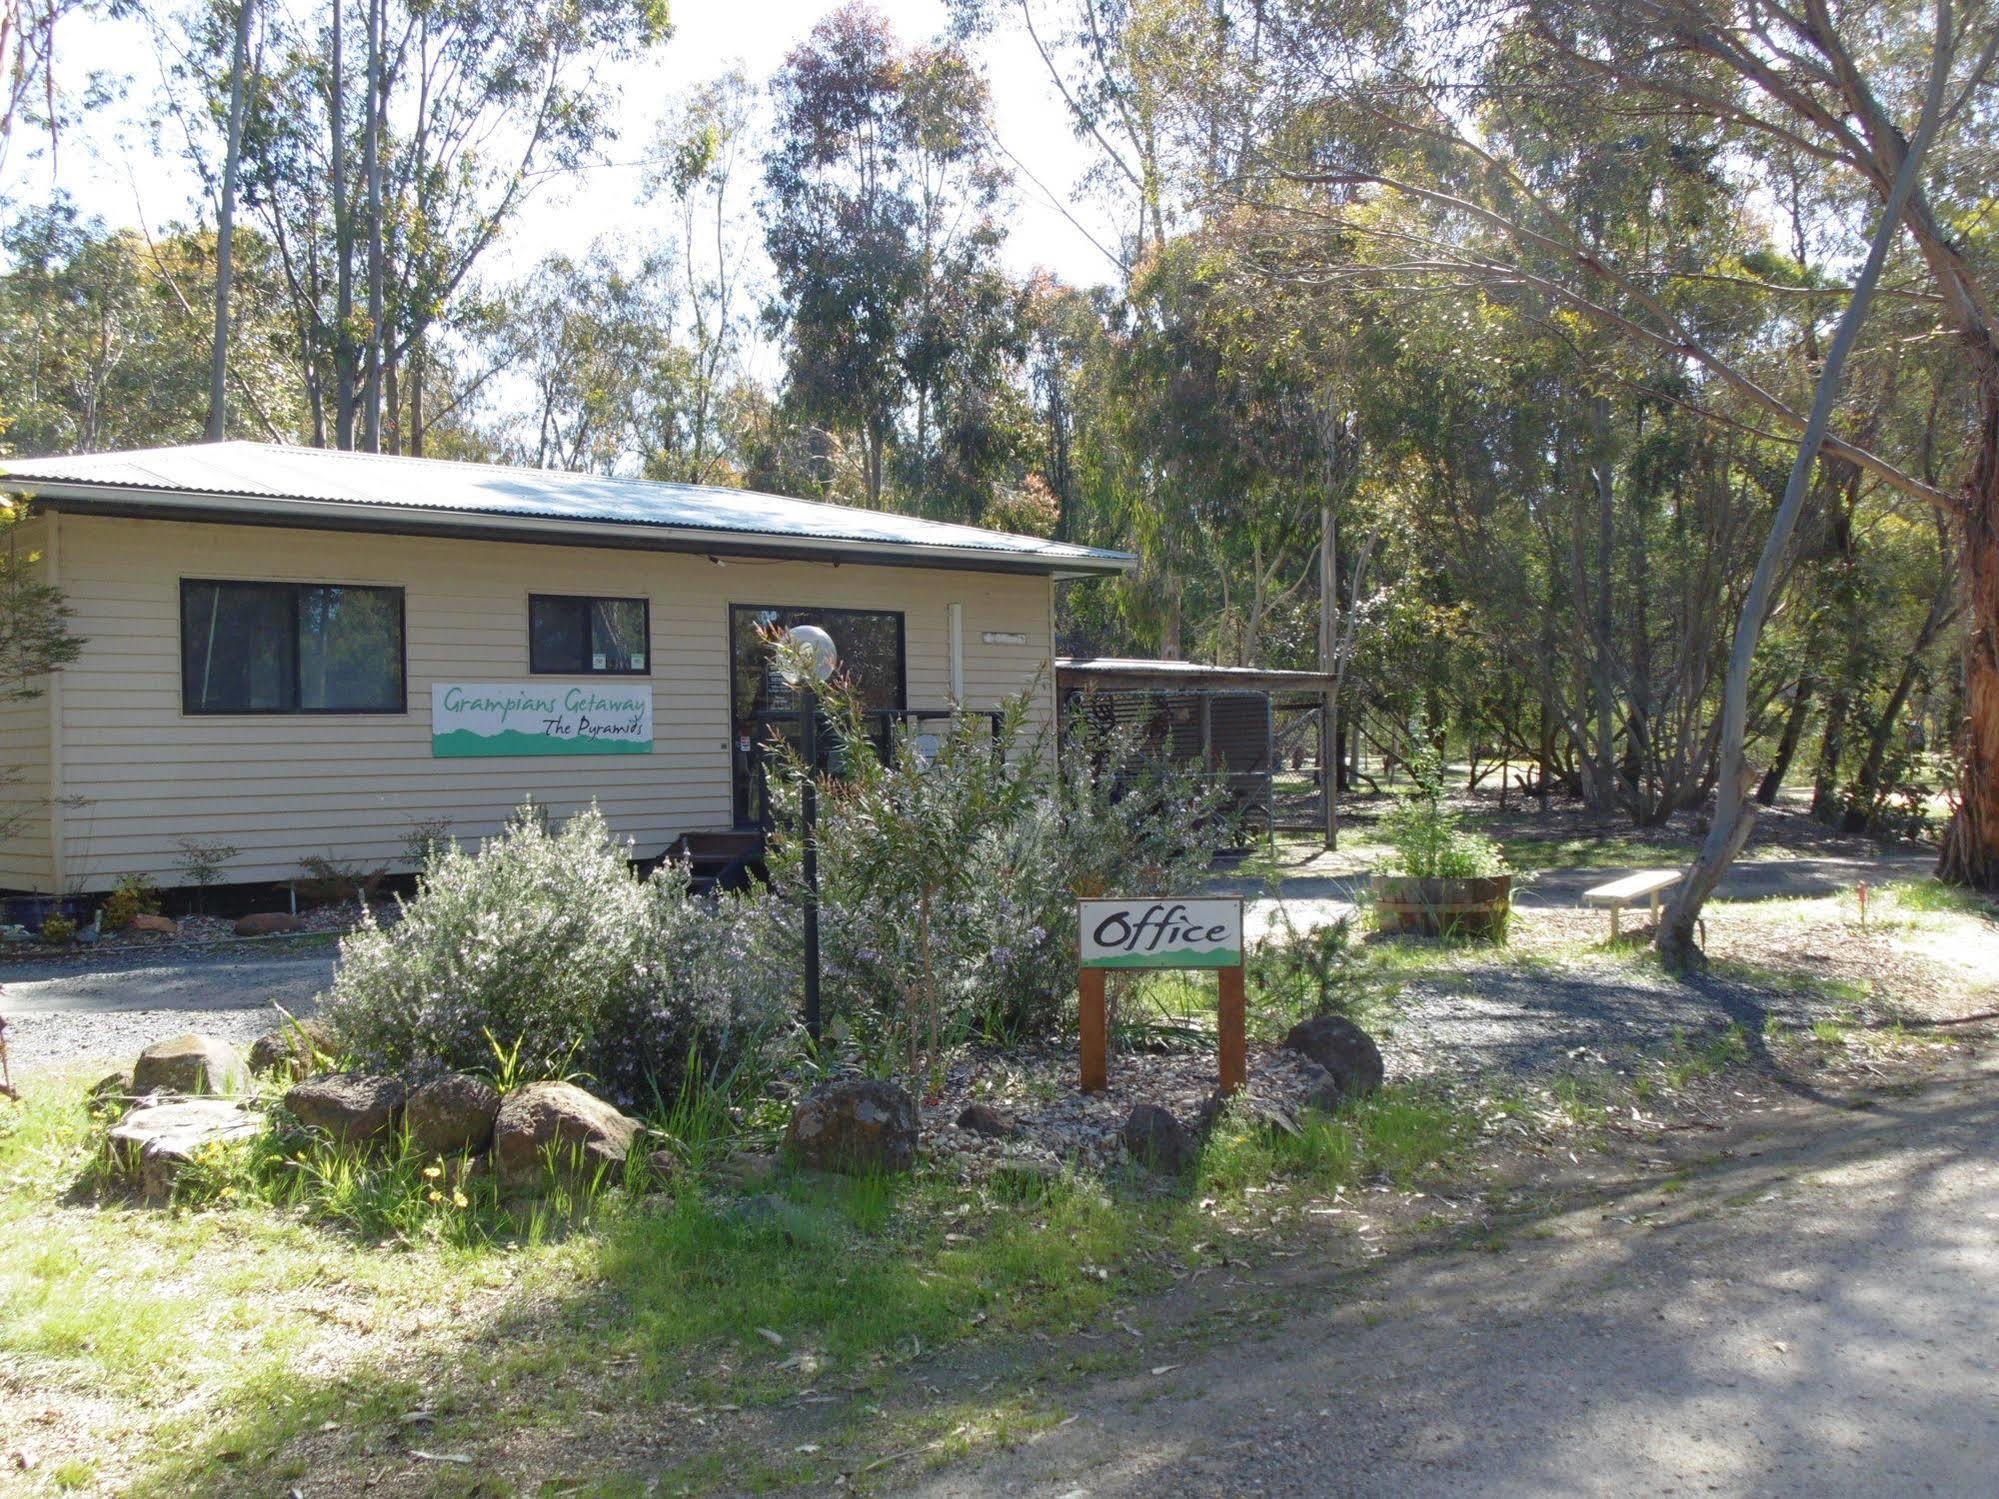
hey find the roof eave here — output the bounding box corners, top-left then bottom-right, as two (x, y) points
(12, 480), (1136, 578)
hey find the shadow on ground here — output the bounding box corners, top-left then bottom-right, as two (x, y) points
(107, 1037), (1997, 1497)
(902, 1051), (1999, 1497)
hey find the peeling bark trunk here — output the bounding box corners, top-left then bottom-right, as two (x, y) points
(1939, 376), (1999, 887)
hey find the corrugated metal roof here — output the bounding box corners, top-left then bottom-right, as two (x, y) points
(0, 442), (1133, 575)
(1058, 656), (1332, 684)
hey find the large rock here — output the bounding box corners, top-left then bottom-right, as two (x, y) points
(131, 913), (177, 937)
(132, 1034), (248, 1097)
(1283, 1016), (1386, 1102)
(1122, 1103), (1198, 1173)
(406, 1072), (501, 1155)
(785, 1078), (919, 1175)
(247, 1017), (336, 1077)
(107, 1098), (263, 1201)
(285, 1073), (407, 1144)
(235, 912), (304, 936)
(492, 1081), (642, 1188)
(956, 1102), (1020, 1138)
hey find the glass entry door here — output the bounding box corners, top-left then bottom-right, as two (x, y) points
(729, 605), (905, 827)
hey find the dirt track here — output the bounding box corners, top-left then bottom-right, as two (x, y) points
(900, 1048), (1999, 1497)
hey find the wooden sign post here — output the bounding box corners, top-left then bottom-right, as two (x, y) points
(1077, 898), (1246, 1096)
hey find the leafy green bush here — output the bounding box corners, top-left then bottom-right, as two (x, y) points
(100, 873), (162, 931)
(766, 684), (1234, 1081)
(322, 804), (794, 1107)
(1377, 796), (1509, 879)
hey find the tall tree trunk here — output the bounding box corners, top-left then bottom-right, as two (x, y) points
(1850, 572), (1957, 824)
(1659, 27), (1949, 968)
(1319, 496), (1338, 848)
(1939, 378), (1999, 886)
(361, 0), (384, 453)
(408, 339), (424, 456)
(331, 0), (354, 450)
(1756, 674), (1814, 805)
(1812, 682), (1851, 819)
(1590, 409), (1617, 817)
(206, 0), (255, 442)
(383, 343), (399, 455)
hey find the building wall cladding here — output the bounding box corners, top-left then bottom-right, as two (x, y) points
(31, 513), (1056, 891)
(0, 514), (54, 891)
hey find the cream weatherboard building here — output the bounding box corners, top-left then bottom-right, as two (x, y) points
(0, 443), (1130, 896)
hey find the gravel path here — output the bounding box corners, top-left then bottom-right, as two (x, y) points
(0, 949), (333, 1075)
(1222, 851), (1940, 933)
(901, 1048), (1999, 1498)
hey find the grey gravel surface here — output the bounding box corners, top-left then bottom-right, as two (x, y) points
(1383, 966), (1818, 1080)
(0, 949), (333, 1074)
(902, 1049), (1999, 1498)
(1220, 851), (1939, 919)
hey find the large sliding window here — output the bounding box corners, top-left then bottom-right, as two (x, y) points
(528, 594), (650, 675)
(729, 604), (905, 825)
(181, 580), (405, 715)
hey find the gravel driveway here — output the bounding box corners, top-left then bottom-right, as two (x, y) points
(0, 948), (334, 1076)
(1227, 851), (1940, 939)
(902, 1048), (1999, 1498)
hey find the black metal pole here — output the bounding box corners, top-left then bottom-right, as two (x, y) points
(801, 681), (822, 1043)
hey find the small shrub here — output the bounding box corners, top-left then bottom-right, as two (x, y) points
(1247, 904), (1362, 1025)
(1375, 727), (1507, 881)
(1377, 797), (1508, 879)
(100, 873), (162, 931)
(400, 815), (456, 874)
(173, 837), (239, 912)
(294, 853), (390, 907)
(39, 912), (75, 946)
(322, 803), (794, 1108)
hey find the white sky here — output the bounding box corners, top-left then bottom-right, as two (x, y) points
(6, 0), (1124, 294)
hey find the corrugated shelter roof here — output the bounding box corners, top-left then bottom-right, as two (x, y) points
(1057, 656), (1333, 691)
(1, 442), (1133, 577)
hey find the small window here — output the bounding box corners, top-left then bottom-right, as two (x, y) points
(181, 580), (404, 714)
(529, 595), (650, 675)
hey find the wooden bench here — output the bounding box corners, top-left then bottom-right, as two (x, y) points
(1582, 869), (1681, 939)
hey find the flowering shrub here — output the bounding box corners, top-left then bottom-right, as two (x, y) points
(323, 805), (794, 1107)
(766, 684), (1234, 1080)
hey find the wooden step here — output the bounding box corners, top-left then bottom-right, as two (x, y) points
(660, 830), (768, 895)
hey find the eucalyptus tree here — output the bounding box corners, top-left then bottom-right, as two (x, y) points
(0, 200), (301, 452)
(1181, 0), (1985, 973)
(489, 245), (691, 477)
(1486, 0), (1999, 893)
(182, 0), (670, 450)
(763, 2), (1020, 516)
(644, 67), (760, 486)
(0, 0), (96, 178)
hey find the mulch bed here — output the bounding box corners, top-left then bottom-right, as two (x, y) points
(913, 1037), (1335, 1180)
(1, 900), (390, 963)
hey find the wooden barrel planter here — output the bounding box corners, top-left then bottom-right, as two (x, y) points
(1370, 874), (1512, 939)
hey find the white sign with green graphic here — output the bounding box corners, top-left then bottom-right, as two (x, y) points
(1079, 898), (1243, 969)
(431, 683), (652, 757)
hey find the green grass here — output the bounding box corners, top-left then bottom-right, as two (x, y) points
(1659, 1023), (1752, 1087)
(1, 1064), (1479, 1496)
(1198, 1086), (1469, 1196)
(1876, 877), (1998, 919)
(1497, 833), (1694, 872)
